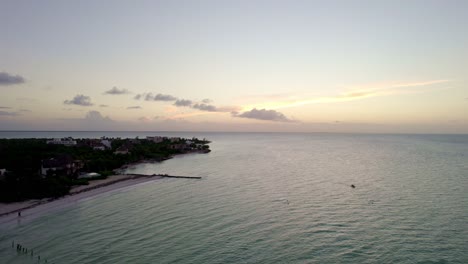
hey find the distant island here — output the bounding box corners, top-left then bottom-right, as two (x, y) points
(0, 136), (210, 203)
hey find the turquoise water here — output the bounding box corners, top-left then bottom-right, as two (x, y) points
(1, 133), (467, 263)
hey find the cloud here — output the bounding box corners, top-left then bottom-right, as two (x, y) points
(154, 93), (177, 101)
(99, 104), (108, 107)
(192, 103), (218, 112)
(166, 111), (217, 120)
(174, 99), (192, 107)
(104, 86), (130, 95)
(217, 106), (242, 113)
(0, 106), (12, 109)
(138, 116), (151, 122)
(144, 93), (154, 101)
(235, 108), (294, 122)
(16, 97), (37, 103)
(127, 106), (142, 109)
(19, 109), (31, 112)
(134, 93), (178, 101)
(84, 111), (112, 122)
(241, 79), (452, 111)
(138, 116), (160, 122)
(0, 111), (19, 116)
(132, 93), (237, 114)
(0, 72), (25, 86)
(189, 103), (240, 113)
(64, 94), (94, 106)
(132, 93), (239, 114)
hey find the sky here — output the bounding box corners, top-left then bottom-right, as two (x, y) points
(1, 0), (467, 133)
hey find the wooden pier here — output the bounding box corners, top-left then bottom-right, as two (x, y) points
(125, 173), (202, 179)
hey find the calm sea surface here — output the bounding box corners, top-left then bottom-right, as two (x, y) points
(1, 132), (467, 263)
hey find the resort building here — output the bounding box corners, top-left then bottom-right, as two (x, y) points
(46, 138), (77, 146)
(114, 146), (130, 155)
(41, 155), (82, 176)
(100, 139), (112, 149)
(93, 145), (106, 151)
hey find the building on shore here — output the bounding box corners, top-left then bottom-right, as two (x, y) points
(146, 136), (164, 143)
(46, 138), (77, 146)
(114, 146), (130, 155)
(41, 155), (83, 176)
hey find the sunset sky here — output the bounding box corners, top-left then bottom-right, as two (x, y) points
(1, 0), (467, 133)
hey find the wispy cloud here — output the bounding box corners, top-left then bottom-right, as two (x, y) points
(0, 72), (25, 86)
(16, 97), (37, 103)
(0, 107), (29, 115)
(166, 111), (217, 120)
(191, 103), (240, 113)
(127, 106), (142, 109)
(234, 108), (294, 122)
(345, 79), (450, 90)
(138, 116), (152, 122)
(104, 86), (130, 95)
(64, 94), (94, 106)
(135, 93), (178, 101)
(138, 116), (160, 122)
(242, 79), (451, 111)
(0, 111), (19, 116)
(99, 104), (108, 107)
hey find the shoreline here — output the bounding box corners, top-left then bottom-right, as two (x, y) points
(0, 174), (163, 226)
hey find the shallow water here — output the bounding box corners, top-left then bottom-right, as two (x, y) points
(1, 133), (467, 263)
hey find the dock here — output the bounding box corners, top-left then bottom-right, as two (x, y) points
(125, 173), (202, 179)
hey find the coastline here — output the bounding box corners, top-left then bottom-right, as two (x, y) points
(0, 174), (163, 227)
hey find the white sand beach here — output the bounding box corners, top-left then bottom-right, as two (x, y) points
(0, 174), (163, 227)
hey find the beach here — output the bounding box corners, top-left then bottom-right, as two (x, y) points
(0, 174), (163, 227)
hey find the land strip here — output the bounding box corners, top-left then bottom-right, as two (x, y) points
(0, 173), (200, 219)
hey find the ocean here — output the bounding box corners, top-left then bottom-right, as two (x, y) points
(1, 132), (467, 263)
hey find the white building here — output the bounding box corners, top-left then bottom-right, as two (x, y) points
(114, 146), (130, 155)
(93, 145), (106, 151)
(101, 139), (112, 149)
(46, 138), (77, 146)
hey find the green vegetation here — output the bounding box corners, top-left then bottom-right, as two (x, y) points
(0, 137), (210, 202)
